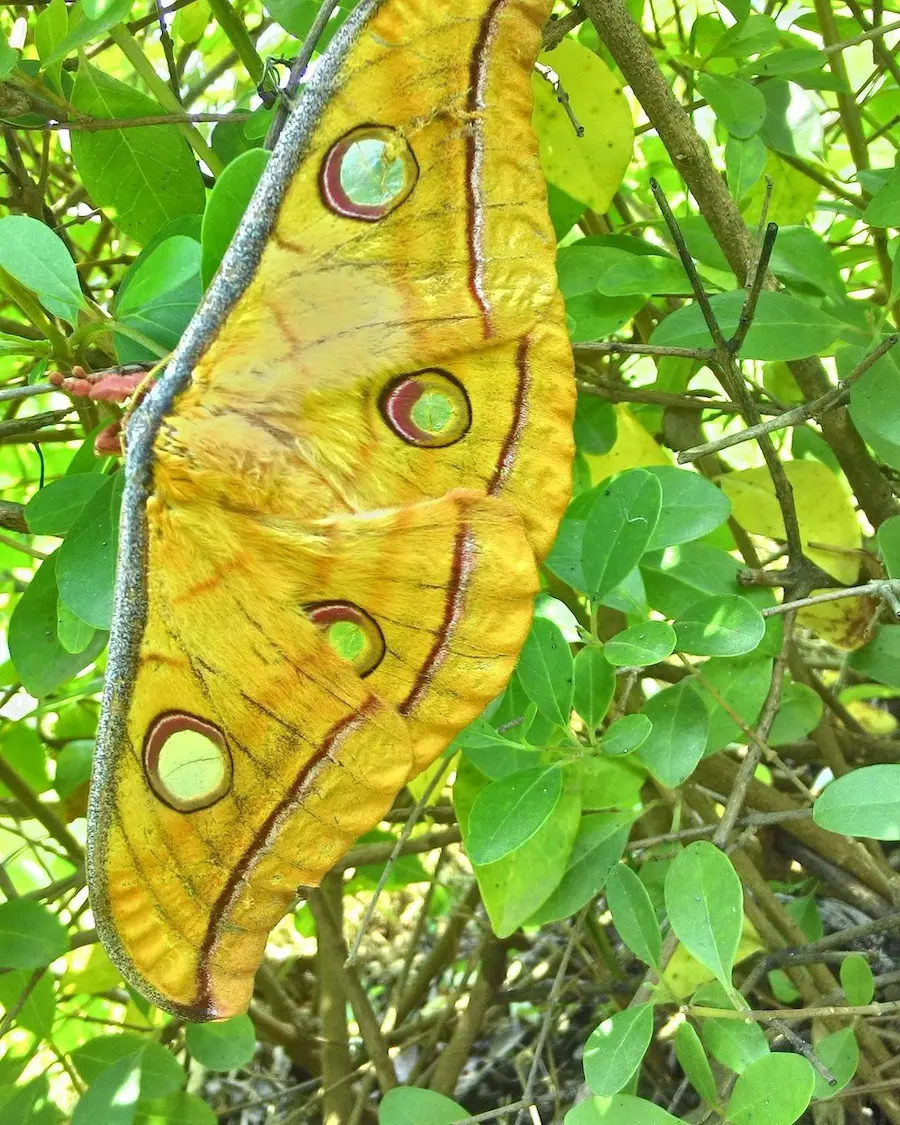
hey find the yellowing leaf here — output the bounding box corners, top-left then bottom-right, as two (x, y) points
(742, 152), (820, 226)
(717, 461), (860, 584)
(718, 461), (870, 649)
(173, 0), (209, 42)
(663, 917), (764, 1000)
(797, 593), (877, 652)
(532, 39), (633, 213)
(585, 404), (670, 483)
(845, 698), (898, 736)
(62, 943), (122, 993)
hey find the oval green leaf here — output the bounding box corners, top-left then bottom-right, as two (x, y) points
(813, 765), (900, 840)
(637, 681), (709, 788)
(725, 1053), (814, 1125)
(583, 470), (662, 601)
(185, 1015), (256, 1071)
(601, 713), (652, 756)
(604, 621), (676, 667)
(0, 899), (68, 968)
(606, 863), (662, 970)
(467, 765), (564, 865)
(516, 617), (574, 727)
(665, 842), (743, 992)
(573, 645), (616, 731)
(583, 1003), (654, 1096)
(674, 594), (765, 657)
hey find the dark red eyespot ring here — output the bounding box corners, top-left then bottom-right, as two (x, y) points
(320, 125), (418, 221)
(304, 601), (386, 677)
(378, 369), (472, 448)
(144, 713), (232, 813)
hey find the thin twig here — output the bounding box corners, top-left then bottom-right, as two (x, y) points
(678, 334), (899, 463)
(762, 579), (899, 619)
(12, 112), (250, 132)
(345, 756), (454, 966)
(266, 0), (342, 147)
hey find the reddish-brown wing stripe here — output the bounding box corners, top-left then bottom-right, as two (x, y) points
(195, 698), (381, 1016)
(399, 522), (476, 718)
(488, 336), (530, 495)
(465, 0), (508, 338)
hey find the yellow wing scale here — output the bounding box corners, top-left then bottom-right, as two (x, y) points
(88, 0), (575, 1020)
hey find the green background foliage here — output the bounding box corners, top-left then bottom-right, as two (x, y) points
(1, 0), (899, 1122)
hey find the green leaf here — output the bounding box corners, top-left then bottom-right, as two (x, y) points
(133, 1093), (216, 1125)
(813, 765), (900, 840)
(864, 166), (900, 227)
(725, 1053), (814, 1125)
(55, 740), (94, 798)
(83, 0), (124, 18)
(0, 970), (56, 1037)
(848, 344), (900, 471)
(58, 599), (96, 655)
(712, 14), (778, 57)
(57, 472), (124, 630)
(583, 1003), (653, 1096)
(637, 681), (709, 788)
(1, 1076), (64, 1125)
(769, 681), (822, 744)
(694, 656), (773, 752)
(0, 723), (51, 798)
(45, 0), (132, 64)
(665, 843), (743, 992)
(725, 135), (766, 201)
(557, 243), (691, 298)
(377, 1087), (468, 1125)
(529, 811), (632, 924)
(811, 1028), (859, 1100)
(25, 474), (108, 536)
(769, 226), (845, 300)
(70, 1037), (184, 1098)
(455, 718), (541, 780)
(696, 983), (769, 1074)
(606, 864), (662, 969)
(840, 952), (875, 1006)
(468, 766), (563, 865)
(8, 554), (107, 698)
(644, 467), (731, 549)
(573, 646), (616, 731)
(200, 149), (270, 288)
(0, 215), (84, 323)
(0, 28), (18, 80)
(574, 394), (617, 455)
(583, 470), (662, 600)
(70, 64), (205, 245)
(642, 543), (775, 622)
(847, 625), (900, 688)
(184, 1015), (256, 1071)
(516, 617), (574, 727)
(0, 899), (67, 968)
(460, 758), (580, 937)
(742, 48), (826, 78)
(566, 292), (645, 343)
(115, 235), (202, 361)
(674, 1021), (717, 1105)
(601, 713), (652, 756)
(696, 73), (766, 139)
(604, 621), (676, 667)
(877, 515), (900, 579)
(650, 290), (843, 360)
(72, 1054), (143, 1125)
(674, 595), (765, 657)
(565, 1094), (681, 1125)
